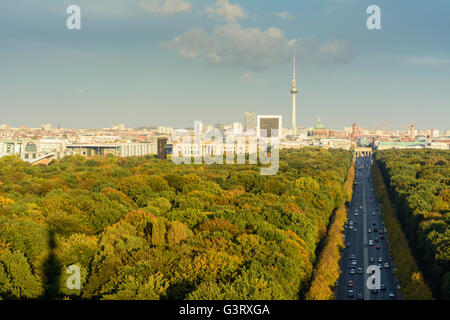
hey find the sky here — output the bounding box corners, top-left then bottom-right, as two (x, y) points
(1, 0), (449, 130)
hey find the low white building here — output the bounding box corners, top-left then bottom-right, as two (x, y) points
(320, 138), (352, 150)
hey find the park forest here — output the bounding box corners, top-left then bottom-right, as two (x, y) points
(375, 149), (450, 299)
(0, 148), (353, 299)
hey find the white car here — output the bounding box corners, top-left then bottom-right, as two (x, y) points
(368, 240), (373, 246)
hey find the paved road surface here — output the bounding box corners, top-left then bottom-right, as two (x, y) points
(336, 155), (402, 300)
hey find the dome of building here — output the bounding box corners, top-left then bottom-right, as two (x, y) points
(313, 117), (324, 130)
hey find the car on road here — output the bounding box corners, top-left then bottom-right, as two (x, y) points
(348, 280), (354, 287)
(375, 237), (379, 242)
(349, 269), (356, 275)
(348, 289), (354, 297)
(377, 263), (382, 268)
(357, 267), (363, 274)
(380, 235), (384, 239)
(371, 289), (378, 294)
(355, 212), (358, 216)
(389, 292), (395, 298)
(368, 240), (373, 246)
(368, 228), (372, 233)
(350, 254), (356, 260)
(372, 221), (377, 226)
(346, 242), (351, 247)
(351, 260), (357, 266)
(384, 262), (390, 268)
(370, 257), (375, 263)
(354, 227), (357, 232)
(356, 293), (363, 300)
(380, 284), (386, 290)
(372, 212), (375, 216)
(349, 220), (353, 225)
(378, 257), (383, 262)
(376, 245), (380, 249)
(379, 230), (384, 234)
(397, 284), (401, 290)
(349, 225), (353, 230)
(360, 206), (363, 210)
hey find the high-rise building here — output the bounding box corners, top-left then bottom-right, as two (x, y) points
(231, 122), (244, 135)
(157, 138), (168, 160)
(290, 53), (298, 130)
(410, 124), (416, 141)
(257, 115), (282, 138)
(352, 123), (360, 138)
(243, 112), (257, 131)
(194, 121), (203, 136)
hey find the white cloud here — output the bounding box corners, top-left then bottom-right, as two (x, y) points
(405, 57), (450, 66)
(275, 11), (294, 20)
(163, 22), (353, 70)
(242, 72), (264, 83)
(205, 0), (247, 22)
(140, 0), (191, 15)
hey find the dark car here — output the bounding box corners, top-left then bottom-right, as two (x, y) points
(348, 280), (354, 287)
(376, 245), (380, 249)
(371, 289), (378, 294)
(356, 293), (363, 300)
(380, 284), (386, 290)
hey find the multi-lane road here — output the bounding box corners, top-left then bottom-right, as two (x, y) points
(337, 155), (402, 300)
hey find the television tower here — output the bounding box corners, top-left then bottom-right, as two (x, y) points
(290, 53), (298, 130)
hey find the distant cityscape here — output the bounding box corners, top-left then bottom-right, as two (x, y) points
(1, 115), (449, 166)
(1, 57), (449, 165)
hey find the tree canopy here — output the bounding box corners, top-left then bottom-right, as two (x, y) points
(0, 148), (352, 300)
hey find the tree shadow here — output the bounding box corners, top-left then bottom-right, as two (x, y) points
(41, 229), (62, 299)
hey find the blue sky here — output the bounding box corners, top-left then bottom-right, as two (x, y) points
(1, 0), (449, 130)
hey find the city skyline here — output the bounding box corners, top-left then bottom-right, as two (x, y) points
(1, 0), (449, 129)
